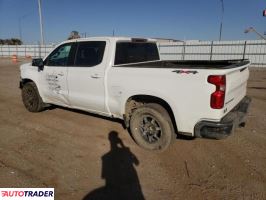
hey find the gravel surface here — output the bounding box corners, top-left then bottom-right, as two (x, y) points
(0, 58), (266, 200)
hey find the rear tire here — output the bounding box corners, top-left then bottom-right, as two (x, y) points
(22, 82), (45, 112)
(129, 103), (175, 151)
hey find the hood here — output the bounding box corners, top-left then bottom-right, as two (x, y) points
(20, 62), (32, 71)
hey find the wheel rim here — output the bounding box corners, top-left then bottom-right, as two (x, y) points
(139, 115), (162, 143)
(23, 86), (37, 109)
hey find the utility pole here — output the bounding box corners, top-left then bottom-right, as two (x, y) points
(19, 18), (22, 41)
(219, 0), (224, 41)
(38, 0), (44, 45)
(263, 9), (266, 36)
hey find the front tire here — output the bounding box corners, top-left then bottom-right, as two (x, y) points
(129, 103), (175, 151)
(22, 82), (45, 112)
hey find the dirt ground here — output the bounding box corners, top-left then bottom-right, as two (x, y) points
(0, 58), (266, 200)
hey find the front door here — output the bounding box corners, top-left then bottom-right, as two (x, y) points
(40, 42), (74, 106)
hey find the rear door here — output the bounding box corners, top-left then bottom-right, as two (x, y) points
(67, 40), (108, 114)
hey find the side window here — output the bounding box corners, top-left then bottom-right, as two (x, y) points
(114, 42), (160, 65)
(45, 43), (72, 66)
(75, 41), (106, 67)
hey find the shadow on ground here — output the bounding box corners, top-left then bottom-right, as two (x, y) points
(82, 131), (145, 200)
(47, 106), (195, 141)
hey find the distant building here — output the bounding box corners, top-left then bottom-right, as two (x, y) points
(68, 31), (81, 40)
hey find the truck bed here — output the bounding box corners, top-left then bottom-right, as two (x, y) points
(114, 59), (250, 69)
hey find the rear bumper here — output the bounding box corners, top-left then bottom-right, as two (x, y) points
(194, 96), (251, 139)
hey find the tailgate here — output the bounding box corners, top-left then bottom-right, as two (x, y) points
(224, 64), (250, 114)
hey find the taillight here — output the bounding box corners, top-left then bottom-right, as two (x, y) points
(208, 75), (226, 109)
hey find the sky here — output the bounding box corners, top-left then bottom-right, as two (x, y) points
(0, 0), (265, 44)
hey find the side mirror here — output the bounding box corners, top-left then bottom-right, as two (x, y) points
(32, 58), (44, 71)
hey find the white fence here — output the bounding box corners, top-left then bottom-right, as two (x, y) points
(0, 40), (266, 67)
(158, 40), (266, 67)
(0, 44), (55, 58)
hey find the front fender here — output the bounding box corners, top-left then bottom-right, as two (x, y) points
(20, 63), (43, 98)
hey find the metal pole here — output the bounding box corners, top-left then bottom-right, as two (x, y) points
(38, 41), (41, 57)
(182, 42), (186, 60)
(19, 18), (22, 42)
(38, 0), (44, 45)
(242, 41), (247, 59)
(210, 41), (214, 60)
(252, 28), (266, 40)
(219, 22), (223, 41)
(219, 0), (224, 41)
(244, 27), (266, 40)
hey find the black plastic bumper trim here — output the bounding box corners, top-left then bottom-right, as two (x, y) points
(194, 96), (251, 139)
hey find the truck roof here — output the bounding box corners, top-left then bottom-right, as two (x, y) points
(64, 36), (157, 44)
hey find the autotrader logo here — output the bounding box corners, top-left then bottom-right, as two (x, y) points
(0, 188), (54, 200)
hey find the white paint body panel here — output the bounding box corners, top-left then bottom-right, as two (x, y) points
(40, 66), (69, 106)
(20, 37), (250, 136)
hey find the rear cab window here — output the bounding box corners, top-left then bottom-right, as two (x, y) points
(114, 41), (160, 65)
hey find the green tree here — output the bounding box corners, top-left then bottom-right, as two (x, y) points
(0, 38), (22, 45)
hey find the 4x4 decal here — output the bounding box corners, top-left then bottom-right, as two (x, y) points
(172, 70), (198, 74)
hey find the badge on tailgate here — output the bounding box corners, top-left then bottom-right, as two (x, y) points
(172, 70), (198, 74)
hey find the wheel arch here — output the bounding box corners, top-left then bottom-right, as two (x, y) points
(20, 78), (44, 101)
(123, 94), (178, 134)
(20, 78), (34, 87)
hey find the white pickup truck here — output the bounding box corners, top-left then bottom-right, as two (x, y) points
(20, 37), (251, 151)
